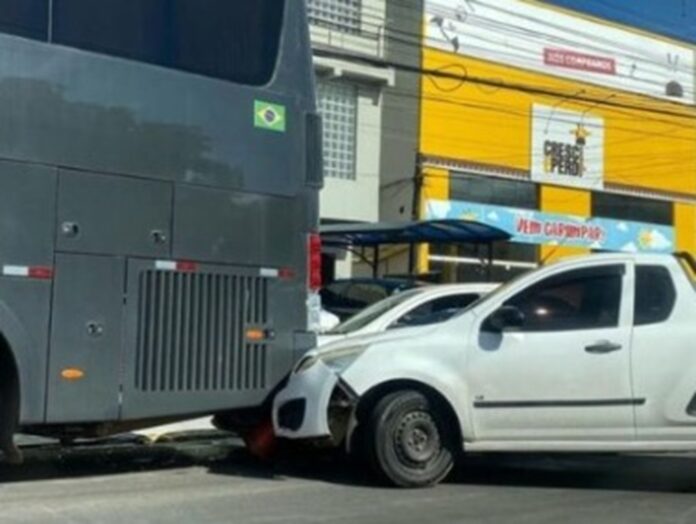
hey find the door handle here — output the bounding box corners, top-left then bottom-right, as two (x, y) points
(585, 341), (622, 354)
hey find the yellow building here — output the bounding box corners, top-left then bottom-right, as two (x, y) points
(417, 0), (696, 281)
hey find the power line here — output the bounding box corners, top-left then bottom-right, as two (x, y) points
(311, 5), (696, 114)
(314, 47), (696, 123)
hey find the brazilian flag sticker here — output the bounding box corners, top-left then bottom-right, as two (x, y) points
(254, 100), (286, 132)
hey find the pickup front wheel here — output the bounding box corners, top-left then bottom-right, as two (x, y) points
(365, 390), (456, 488)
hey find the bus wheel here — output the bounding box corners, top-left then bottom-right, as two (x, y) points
(365, 390), (455, 488)
(0, 373), (22, 464)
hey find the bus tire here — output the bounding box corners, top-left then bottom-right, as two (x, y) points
(0, 346), (21, 464)
(365, 390), (455, 488)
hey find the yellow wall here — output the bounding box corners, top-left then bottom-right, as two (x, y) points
(676, 203), (696, 255)
(539, 186), (591, 261)
(420, 49), (696, 197)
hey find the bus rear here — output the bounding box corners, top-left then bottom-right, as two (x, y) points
(0, 0), (321, 459)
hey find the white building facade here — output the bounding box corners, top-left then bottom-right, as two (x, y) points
(307, 0), (395, 277)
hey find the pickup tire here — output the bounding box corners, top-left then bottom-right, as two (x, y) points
(365, 390), (455, 488)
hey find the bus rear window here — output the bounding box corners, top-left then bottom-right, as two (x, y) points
(52, 0), (285, 86)
(0, 0), (48, 41)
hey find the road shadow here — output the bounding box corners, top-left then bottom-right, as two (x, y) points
(208, 443), (375, 486)
(209, 449), (696, 494)
(450, 453), (696, 494)
(0, 433), (242, 485)
(4, 436), (696, 495)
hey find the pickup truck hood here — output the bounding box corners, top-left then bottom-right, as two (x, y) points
(314, 325), (439, 358)
(316, 333), (347, 347)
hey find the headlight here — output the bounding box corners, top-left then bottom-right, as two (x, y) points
(320, 346), (367, 373)
(294, 354), (319, 374)
(293, 346), (367, 374)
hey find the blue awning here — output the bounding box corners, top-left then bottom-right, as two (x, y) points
(321, 219), (511, 247)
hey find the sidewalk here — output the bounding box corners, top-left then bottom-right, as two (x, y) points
(16, 417), (220, 448)
(132, 417), (218, 442)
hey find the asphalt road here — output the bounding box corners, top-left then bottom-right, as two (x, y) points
(2, 435), (696, 524)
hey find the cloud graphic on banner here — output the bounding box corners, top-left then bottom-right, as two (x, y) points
(639, 229), (673, 251)
(621, 242), (639, 253)
(650, 230), (673, 250)
(427, 200), (452, 219)
(487, 211), (500, 222)
(616, 222), (629, 232)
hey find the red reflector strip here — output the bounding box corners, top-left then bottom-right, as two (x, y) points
(176, 261), (198, 273)
(260, 268), (295, 280)
(308, 233), (322, 291)
(279, 268), (295, 280)
(155, 260), (198, 273)
(29, 267), (55, 280)
(3, 265), (54, 280)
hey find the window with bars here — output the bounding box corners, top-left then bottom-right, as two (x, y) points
(307, 0), (362, 34)
(317, 80), (358, 180)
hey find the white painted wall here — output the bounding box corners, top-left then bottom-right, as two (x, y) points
(310, 0), (392, 277)
(310, 0), (387, 59)
(319, 84), (382, 223)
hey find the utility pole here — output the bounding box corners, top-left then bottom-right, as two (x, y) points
(408, 152), (423, 274)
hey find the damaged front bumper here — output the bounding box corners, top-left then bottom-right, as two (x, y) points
(272, 360), (358, 444)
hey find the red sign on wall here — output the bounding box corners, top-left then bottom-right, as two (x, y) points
(544, 48), (617, 75)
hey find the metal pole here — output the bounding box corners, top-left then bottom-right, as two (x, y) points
(487, 243), (494, 282)
(410, 153), (423, 277)
(373, 245), (380, 278)
(408, 243), (416, 275)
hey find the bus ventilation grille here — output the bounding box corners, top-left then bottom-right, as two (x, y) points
(135, 270), (269, 392)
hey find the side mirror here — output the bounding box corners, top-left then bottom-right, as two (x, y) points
(486, 305), (525, 333)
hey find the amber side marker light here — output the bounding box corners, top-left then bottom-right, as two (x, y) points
(246, 329), (266, 342)
(61, 368), (85, 381)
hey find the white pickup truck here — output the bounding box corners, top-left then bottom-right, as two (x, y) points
(273, 253), (696, 488)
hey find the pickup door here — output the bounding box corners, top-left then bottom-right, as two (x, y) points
(467, 262), (636, 441)
(631, 262), (696, 440)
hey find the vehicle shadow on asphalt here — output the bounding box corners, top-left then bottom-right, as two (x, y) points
(0, 434), (241, 485)
(210, 446), (696, 494)
(211, 449), (696, 494)
(450, 453), (696, 494)
(2, 437), (696, 494)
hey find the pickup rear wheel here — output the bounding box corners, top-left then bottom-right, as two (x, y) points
(365, 390), (455, 488)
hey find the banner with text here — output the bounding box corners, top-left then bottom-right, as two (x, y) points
(426, 199), (675, 253)
(424, 0), (695, 104)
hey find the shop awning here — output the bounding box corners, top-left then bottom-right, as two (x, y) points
(321, 219), (511, 248)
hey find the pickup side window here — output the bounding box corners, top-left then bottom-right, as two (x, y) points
(634, 266), (676, 326)
(345, 284), (390, 308)
(505, 265), (624, 332)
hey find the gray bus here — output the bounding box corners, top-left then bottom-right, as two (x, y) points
(0, 0), (322, 462)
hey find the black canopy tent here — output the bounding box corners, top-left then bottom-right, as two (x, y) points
(321, 219), (512, 281)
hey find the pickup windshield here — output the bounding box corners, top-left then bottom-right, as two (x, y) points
(328, 288), (424, 334)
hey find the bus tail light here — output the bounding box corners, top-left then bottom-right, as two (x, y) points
(308, 233), (322, 291)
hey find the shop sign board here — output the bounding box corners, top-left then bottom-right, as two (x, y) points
(426, 198), (675, 253)
(531, 104), (604, 190)
(424, 0), (695, 104)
